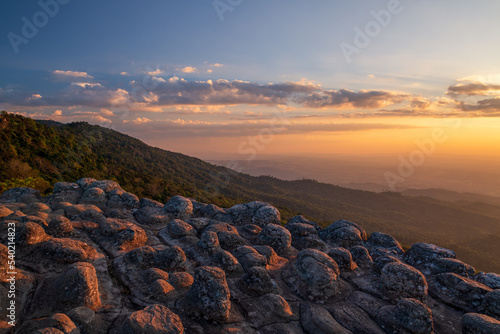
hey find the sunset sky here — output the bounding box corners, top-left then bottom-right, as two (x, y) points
(1, 0), (499, 159)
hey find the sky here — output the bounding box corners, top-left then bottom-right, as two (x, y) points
(1, 0), (500, 160)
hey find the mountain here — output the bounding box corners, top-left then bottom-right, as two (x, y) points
(1, 111), (500, 273)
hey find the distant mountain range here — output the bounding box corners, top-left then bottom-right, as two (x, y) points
(1, 111), (500, 273)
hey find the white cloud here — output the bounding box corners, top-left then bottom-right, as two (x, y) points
(52, 70), (94, 81)
(179, 66), (198, 74)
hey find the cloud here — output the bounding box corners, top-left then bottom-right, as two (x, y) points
(120, 72), (130, 76)
(298, 89), (410, 109)
(52, 70), (94, 82)
(179, 66), (198, 74)
(447, 82), (500, 96)
(145, 69), (164, 76)
(52, 109), (62, 116)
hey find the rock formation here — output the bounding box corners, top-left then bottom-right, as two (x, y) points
(0, 179), (499, 333)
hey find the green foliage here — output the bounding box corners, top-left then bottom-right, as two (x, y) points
(1, 111), (500, 272)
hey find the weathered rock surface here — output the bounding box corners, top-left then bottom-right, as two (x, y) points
(1, 179), (498, 334)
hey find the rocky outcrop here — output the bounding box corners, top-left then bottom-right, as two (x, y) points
(1, 179), (499, 333)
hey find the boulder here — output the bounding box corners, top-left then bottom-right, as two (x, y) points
(328, 247), (357, 271)
(462, 313), (500, 334)
(163, 196), (193, 218)
(429, 273), (492, 312)
(350, 246), (373, 269)
(121, 305), (184, 334)
(252, 205), (281, 227)
(284, 249), (340, 301)
(182, 266), (231, 323)
(0, 187), (41, 204)
(381, 262), (428, 301)
(405, 243), (456, 267)
(476, 272), (500, 289)
(239, 266), (275, 295)
(257, 223), (292, 255)
(319, 220), (367, 248)
(483, 289), (500, 320)
(376, 298), (434, 334)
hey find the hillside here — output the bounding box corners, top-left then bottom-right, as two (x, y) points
(1, 111), (500, 272)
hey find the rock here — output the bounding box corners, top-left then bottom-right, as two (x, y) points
(300, 303), (353, 334)
(139, 198), (164, 209)
(350, 246), (373, 268)
(163, 196), (193, 218)
(483, 290), (500, 320)
(239, 294), (296, 328)
(89, 180), (122, 193)
(197, 204), (226, 219)
(239, 266), (275, 295)
(76, 178), (96, 190)
(134, 206), (170, 225)
(0, 187), (41, 203)
(286, 222), (327, 251)
(253, 245), (280, 265)
(429, 273), (492, 312)
(79, 188), (107, 208)
(165, 219), (196, 238)
(204, 222), (245, 250)
(38, 238), (100, 263)
(381, 262), (428, 301)
(108, 192), (139, 209)
(286, 215), (321, 230)
(154, 246), (187, 271)
(16, 313), (79, 334)
(65, 204), (102, 219)
(372, 255), (401, 275)
(328, 247), (357, 271)
(16, 221), (51, 245)
(257, 223), (292, 255)
(168, 272), (194, 291)
(0, 205), (14, 219)
(428, 258), (475, 277)
(121, 304), (184, 334)
(46, 216), (74, 237)
(405, 242), (456, 267)
(365, 232), (404, 259)
(476, 272), (500, 289)
(197, 230), (221, 254)
(211, 250), (242, 274)
(233, 246), (268, 270)
(252, 205), (281, 227)
(23, 202), (51, 215)
(52, 182), (83, 204)
(182, 266), (231, 323)
(462, 313), (500, 334)
(30, 262), (101, 317)
(376, 298), (434, 334)
(284, 249), (340, 301)
(319, 220), (367, 248)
